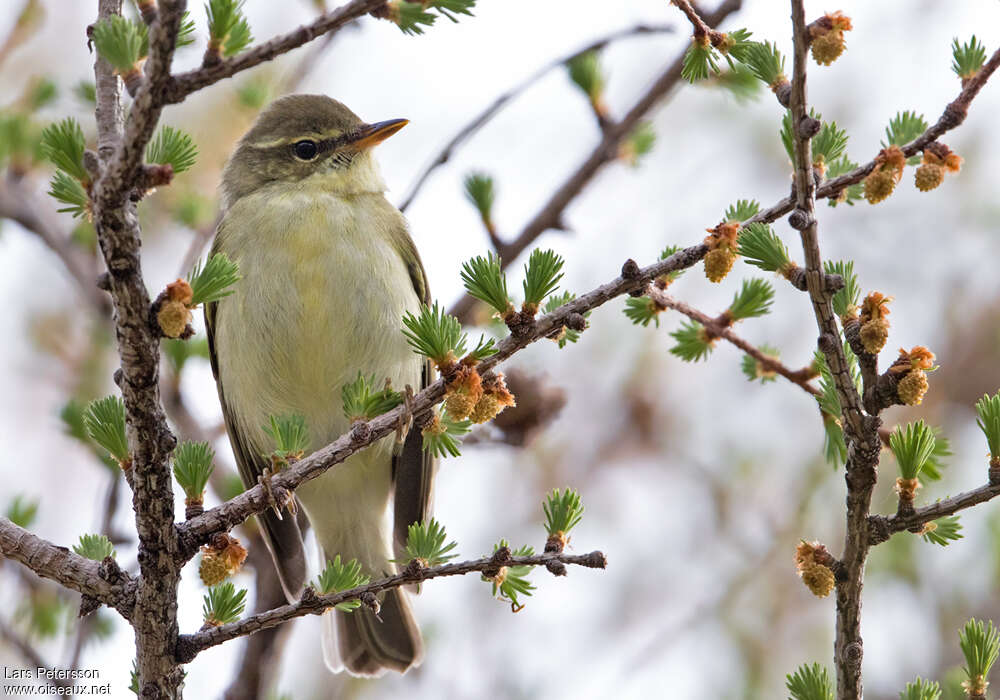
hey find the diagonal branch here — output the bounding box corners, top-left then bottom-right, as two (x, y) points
(671, 0), (716, 40)
(647, 286), (819, 396)
(175, 245), (708, 556)
(163, 0), (386, 103)
(175, 549), (607, 661)
(398, 23), (675, 212)
(0, 176), (108, 313)
(448, 0), (743, 322)
(871, 481), (1000, 540)
(0, 616), (50, 671)
(748, 44), (1000, 227)
(0, 518), (136, 618)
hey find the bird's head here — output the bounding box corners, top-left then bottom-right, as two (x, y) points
(220, 94), (407, 206)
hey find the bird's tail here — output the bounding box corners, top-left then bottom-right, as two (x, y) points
(304, 457), (424, 677)
(320, 574), (423, 677)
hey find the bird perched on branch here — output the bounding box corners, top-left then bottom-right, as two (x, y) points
(206, 94), (434, 677)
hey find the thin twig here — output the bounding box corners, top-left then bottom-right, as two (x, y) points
(278, 18), (361, 92)
(647, 287), (820, 396)
(176, 213), (221, 278)
(872, 481), (1000, 539)
(670, 0), (716, 41)
(221, 541), (292, 700)
(64, 472), (124, 676)
(175, 550), (606, 660)
(398, 23), (675, 212)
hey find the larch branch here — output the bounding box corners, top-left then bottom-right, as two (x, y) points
(647, 286), (820, 396)
(175, 245), (708, 556)
(871, 481), (1000, 540)
(0, 518), (136, 619)
(748, 45), (1000, 226)
(787, 4), (879, 699)
(175, 549), (606, 661)
(163, 0), (386, 103)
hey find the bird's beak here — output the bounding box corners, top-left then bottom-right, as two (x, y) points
(349, 119), (409, 150)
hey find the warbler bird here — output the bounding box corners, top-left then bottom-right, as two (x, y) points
(205, 94), (434, 677)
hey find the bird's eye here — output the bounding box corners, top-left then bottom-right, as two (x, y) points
(293, 140), (318, 160)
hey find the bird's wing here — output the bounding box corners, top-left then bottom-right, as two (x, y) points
(392, 242), (438, 562)
(205, 247), (307, 602)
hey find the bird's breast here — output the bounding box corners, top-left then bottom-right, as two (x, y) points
(213, 187), (422, 454)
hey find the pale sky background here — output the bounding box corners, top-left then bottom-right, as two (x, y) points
(2, 1), (1000, 698)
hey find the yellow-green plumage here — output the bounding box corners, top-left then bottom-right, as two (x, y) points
(205, 94), (433, 677)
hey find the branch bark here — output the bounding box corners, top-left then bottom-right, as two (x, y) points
(0, 518), (136, 618)
(647, 286), (820, 396)
(871, 481), (1000, 541)
(90, 0), (186, 695)
(176, 549), (606, 661)
(163, 0), (386, 103)
(787, 5), (880, 699)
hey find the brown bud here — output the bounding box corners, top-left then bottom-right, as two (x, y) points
(704, 221), (740, 249)
(166, 279), (193, 305)
(795, 540), (825, 570)
(199, 534), (248, 584)
(808, 12), (851, 66)
(121, 66), (143, 97)
(220, 537), (248, 573)
(859, 292), (891, 324)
